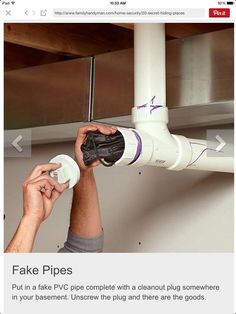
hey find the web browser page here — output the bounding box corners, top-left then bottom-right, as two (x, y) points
(0, 0), (235, 313)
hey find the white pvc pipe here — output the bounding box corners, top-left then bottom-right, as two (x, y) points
(116, 127), (191, 169)
(115, 23), (234, 173)
(133, 23), (178, 164)
(115, 128), (234, 173)
(134, 23), (166, 107)
(186, 138), (233, 172)
(133, 23), (174, 146)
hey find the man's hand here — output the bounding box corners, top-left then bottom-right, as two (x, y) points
(75, 124), (117, 172)
(23, 163), (68, 226)
(68, 124), (116, 239)
(5, 163), (68, 253)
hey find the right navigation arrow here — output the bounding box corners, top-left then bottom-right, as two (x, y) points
(215, 135), (226, 152)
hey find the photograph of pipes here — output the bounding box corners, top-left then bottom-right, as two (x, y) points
(4, 23), (234, 252)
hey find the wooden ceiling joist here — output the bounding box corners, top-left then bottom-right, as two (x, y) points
(4, 23), (133, 57)
(4, 42), (72, 71)
(4, 23), (233, 72)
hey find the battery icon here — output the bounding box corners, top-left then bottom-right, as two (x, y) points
(227, 1), (234, 4)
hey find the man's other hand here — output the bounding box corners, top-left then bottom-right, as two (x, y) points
(22, 163), (68, 226)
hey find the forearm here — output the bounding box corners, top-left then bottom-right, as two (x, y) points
(5, 216), (40, 253)
(69, 169), (102, 238)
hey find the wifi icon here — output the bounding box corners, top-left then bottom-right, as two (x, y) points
(11, 1), (15, 4)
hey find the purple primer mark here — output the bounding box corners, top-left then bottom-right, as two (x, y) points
(151, 95), (156, 104)
(150, 104), (162, 113)
(137, 96), (163, 114)
(137, 104), (148, 109)
(128, 130), (142, 165)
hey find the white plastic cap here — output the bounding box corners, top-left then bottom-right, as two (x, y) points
(49, 154), (80, 189)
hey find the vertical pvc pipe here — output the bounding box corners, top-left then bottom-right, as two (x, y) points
(133, 23), (175, 149)
(134, 23), (166, 107)
(133, 23), (178, 168)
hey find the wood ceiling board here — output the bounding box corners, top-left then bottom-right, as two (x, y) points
(4, 42), (72, 72)
(4, 23), (133, 57)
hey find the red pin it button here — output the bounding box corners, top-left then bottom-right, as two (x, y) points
(209, 8), (230, 17)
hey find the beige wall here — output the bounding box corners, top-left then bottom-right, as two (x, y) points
(4, 127), (234, 252)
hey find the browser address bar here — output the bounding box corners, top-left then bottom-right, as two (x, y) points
(53, 8), (205, 18)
